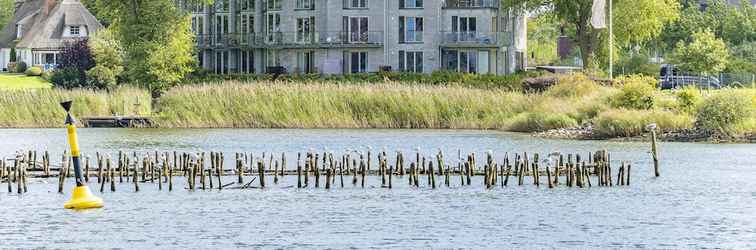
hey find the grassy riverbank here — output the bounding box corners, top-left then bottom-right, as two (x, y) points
(0, 86), (150, 127)
(1, 73), (754, 140)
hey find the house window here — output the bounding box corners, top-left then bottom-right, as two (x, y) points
(442, 49), (489, 74)
(297, 51), (315, 74)
(296, 17), (315, 43)
(70, 26), (80, 36)
(240, 50), (254, 74)
(451, 16), (477, 41)
(400, 0), (423, 8)
(215, 0), (229, 12)
(239, 0), (254, 11)
(346, 51), (368, 73)
(267, 0), (281, 10)
(215, 50), (229, 74)
(399, 17), (423, 43)
(296, 0), (314, 9)
(266, 13), (281, 43)
(344, 0), (367, 9)
(399, 51), (423, 73)
(238, 14), (254, 44)
(344, 16), (369, 43)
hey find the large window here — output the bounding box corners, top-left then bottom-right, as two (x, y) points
(215, 14), (229, 44)
(297, 17), (316, 43)
(442, 49), (490, 74)
(266, 0), (281, 10)
(266, 13), (281, 43)
(215, 0), (229, 12)
(240, 50), (254, 74)
(400, 0), (423, 8)
(215, 51), (229, 74)
(296, 0), (315, 9)
(345, 0), (367, 9)
(399, 51), (423, 73)
(451, 16), (477, 41)
(237, 14), (254, 44)
(344, 16), (369, 43)
(346, 51), (368, 73)
(239, 0), (254, 11)
(399, 17), (423, 43)
(297, 51), (315, 74)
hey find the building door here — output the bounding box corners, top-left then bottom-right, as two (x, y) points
(297, 51), (315, 74)
(240, 50), (254, 74)
(344, 51), (367, 73)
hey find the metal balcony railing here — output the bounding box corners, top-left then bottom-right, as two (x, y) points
(197, 31), (384, 48)
(439, 32), (510, 46)
(443, 0), (500, 8)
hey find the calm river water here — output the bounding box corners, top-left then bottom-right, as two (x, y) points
(0, 129), (755, 249)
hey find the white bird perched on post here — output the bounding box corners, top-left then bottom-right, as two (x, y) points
(646, 123), (657, 131)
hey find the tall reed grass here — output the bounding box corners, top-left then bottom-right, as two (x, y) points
(0, 86), (150, 128)
(155, 82), (531, 129)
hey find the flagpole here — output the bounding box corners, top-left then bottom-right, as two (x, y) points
(608, 0), (613, 81)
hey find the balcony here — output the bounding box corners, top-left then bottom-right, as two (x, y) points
(198, 31), (384, 49)
(443, 0), (500, 9)
(439, 32), (510, 47)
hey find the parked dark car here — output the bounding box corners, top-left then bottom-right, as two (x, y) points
(659, 64), (721, 89)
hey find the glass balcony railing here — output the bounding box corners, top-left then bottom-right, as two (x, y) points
(439, 32), (510, 46)
(443, 0), (500, 8)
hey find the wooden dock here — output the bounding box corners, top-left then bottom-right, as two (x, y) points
(81, 116), (152, 128)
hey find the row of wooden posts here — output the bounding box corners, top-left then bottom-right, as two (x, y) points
(0, 149), (633, 193)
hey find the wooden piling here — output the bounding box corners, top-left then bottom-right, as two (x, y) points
(651, 129), (660, 177)
(258, 160), (265, 188)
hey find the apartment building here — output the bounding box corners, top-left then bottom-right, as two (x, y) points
(181, 0), (527, 75)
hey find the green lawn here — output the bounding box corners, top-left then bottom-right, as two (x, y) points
(0, 73), (52, 90)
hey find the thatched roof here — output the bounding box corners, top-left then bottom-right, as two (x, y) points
(0, 0), (103, 49)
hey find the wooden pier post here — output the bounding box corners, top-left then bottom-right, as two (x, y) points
(651, 128), (660, 177)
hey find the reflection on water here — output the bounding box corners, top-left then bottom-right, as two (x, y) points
(0, 128), (755, 248)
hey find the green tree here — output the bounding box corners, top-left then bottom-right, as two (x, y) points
(93, 0), (210, 96)
(671, 30), (730, 74)
(505, 0), (680, 70)
(0, 0), (13, 31)
(87, 27), (124, 89)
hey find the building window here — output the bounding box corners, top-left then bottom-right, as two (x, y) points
(215, 50), (229, 74)
(399, 17), (423, 43)
(238, 14), (254, 44)
(240, 50), (254, 74)
(297, 17), (315, 43)
(451, 16), (477, 41)
(399, 51), (423, 73)
(345, 51), (368, 73)
(70, 26), (80, 36)
(266, 0), (281, 10)
(296, 0), (315, 9)
(239, 0), (254, 11)
(344, 0), (367, 9)
(442, 49), (490, 74)
(400, 0), (423, 8)
(215, 0), (229, 12)
(344, 16), (369, 43)
(297, 51), (315, 74)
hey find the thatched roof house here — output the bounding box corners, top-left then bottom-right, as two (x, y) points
(0, 0), (102, 71)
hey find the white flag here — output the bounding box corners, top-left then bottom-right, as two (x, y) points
(591, 0), (607, 29)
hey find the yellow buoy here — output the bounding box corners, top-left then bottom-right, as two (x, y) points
(64, 186), (103, 209)
(61, 100), (104, 209)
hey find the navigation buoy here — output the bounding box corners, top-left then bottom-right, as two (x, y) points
(61, 101), (103, 209)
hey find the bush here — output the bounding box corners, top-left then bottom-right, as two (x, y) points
(508, 112), (578, 132)
(676, 86), (702, 114)
(50, 69), (84, 89)
(86, 65), (118, 89)
(697, 90), (756, 134)
(617, 55), (661, 77)
(595, 109), (693, 137)
(24, 66), (42, 76)
(546, 73), (600, 98)
(15, 61), (27, 73)
(612, 75), (656, 109)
